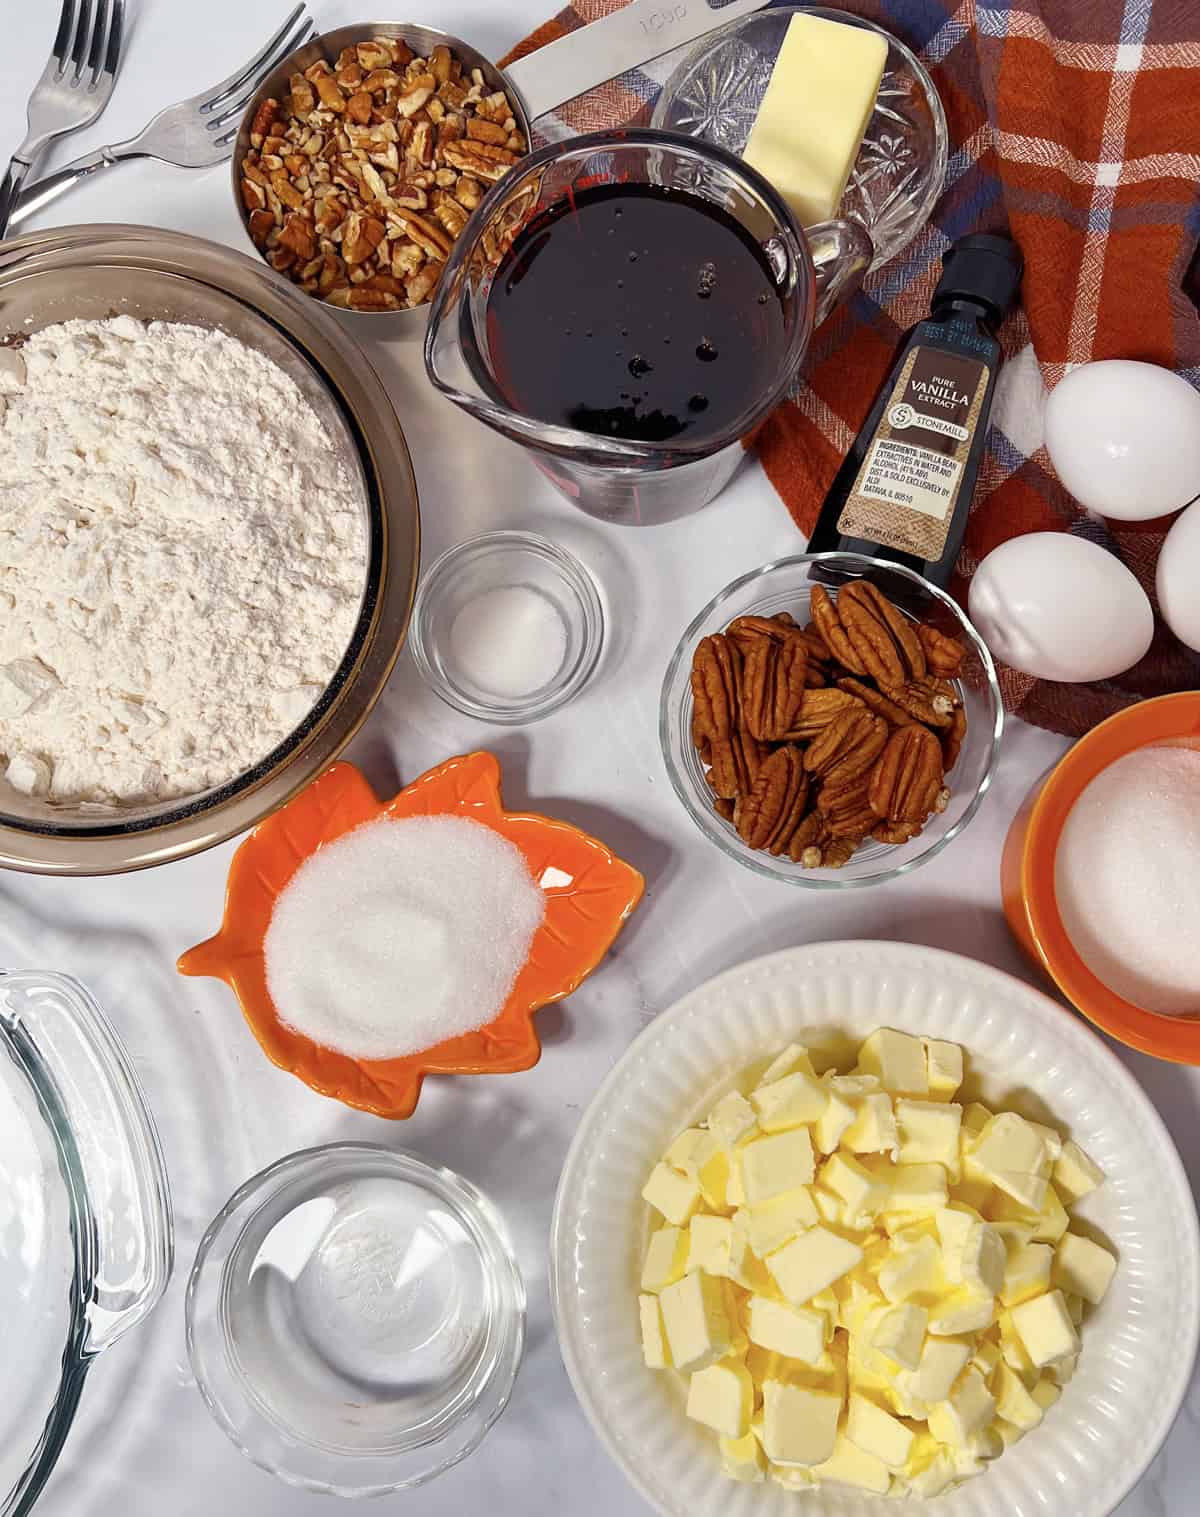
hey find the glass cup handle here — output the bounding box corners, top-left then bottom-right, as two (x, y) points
(807, 218), (874, 327)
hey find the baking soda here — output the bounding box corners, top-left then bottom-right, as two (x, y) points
(264, 814), (545, 1059)
(1054, 746), (1200, 1016)
(449, 586), (567, 699)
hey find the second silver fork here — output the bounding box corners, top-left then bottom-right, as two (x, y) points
(9, 5), (313, 234)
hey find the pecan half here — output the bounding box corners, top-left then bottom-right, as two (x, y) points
(871, 819), (922, 845)
(690, 635), (739, 744)
(869, 726), (945, 824)
(741, 632), (807, 743)
(809, 585), (868, 676)
(837, 581), (927, 687)
(918, 622), (966, 678)
(785, 687), (864, 741)
(802, 707), (880, 780)
(816, 771), (878, 841)
(735, 746), (809, 854)
(882, 675), (957, 728)
(836, 676), (915, 728)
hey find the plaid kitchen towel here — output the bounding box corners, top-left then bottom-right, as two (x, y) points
(502, 0), (1200, 738)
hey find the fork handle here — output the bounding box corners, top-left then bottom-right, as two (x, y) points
(0, 155), (34, 240)
(6, 144), (141, 234)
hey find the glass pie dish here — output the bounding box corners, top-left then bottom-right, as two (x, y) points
(0, 970), (172, 1517)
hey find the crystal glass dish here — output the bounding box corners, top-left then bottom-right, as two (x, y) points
(659, 553), (1003, 887)
(410, 531), (605, 723)
(186, 1144), (525, 1496)
(652, 6), (949, 271)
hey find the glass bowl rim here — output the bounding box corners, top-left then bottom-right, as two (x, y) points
(409, 529), (606, 724)
(659, 551), (1005, 889)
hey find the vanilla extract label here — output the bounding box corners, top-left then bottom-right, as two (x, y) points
(837, 346), (989, 559)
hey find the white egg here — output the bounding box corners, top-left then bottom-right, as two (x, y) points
(968, 533), (1154, 682)
(1157, 499), (1200, 652)
(1044, 359), (1200, 520)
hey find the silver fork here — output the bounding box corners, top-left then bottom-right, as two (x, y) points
(9, 5), (313, 233)
(0, 0), (126, 236)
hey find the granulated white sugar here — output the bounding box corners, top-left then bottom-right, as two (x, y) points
(1054, 746), (1200, 1017)
(449, 586), (567, 699)
(264, 814), (546, 1060)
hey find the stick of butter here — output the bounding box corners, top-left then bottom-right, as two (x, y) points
(742, 13), (888, 228)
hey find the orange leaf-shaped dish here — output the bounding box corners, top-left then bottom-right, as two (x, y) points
(178, 754), (644, 1117)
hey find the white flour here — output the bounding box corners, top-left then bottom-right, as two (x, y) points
(0, 317), (367, 806)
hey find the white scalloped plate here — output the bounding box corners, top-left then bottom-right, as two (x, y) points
(550, 942), (1199, 1517)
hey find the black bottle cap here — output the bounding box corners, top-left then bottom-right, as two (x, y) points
(933, 233), (1023, 321)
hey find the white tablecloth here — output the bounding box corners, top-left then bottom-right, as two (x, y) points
(2, 3), (1195, 1513)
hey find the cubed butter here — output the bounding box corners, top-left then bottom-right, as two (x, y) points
(871, 1302), (927, 1369)
(739, 1127), (815, 1203)
(760, 1043), (816, 1085)
(814, 1188), (846, 1227)
(641, 1225), (689, 1292)
(846, 1391), (915, 1470)
(733, 1188), (819, 1259)
(928, 1288), (995, 1336)
(878, 1234), (941, 1303)
(961, 1102), (994, 1143)
(927, 1365), (996, 1447)
(1031, 1377), (1062, 1411)
(994, 1361), (1044, 1431)
(1000, 1242), (1053, 1307)
(720, 1430), (766, 1483)
(687, 1357), (755, 1438)
(1027, 1120), (1064, 1160)
(761, 1379), (841, 1466)
(1053, 1139), (1105, 1204)
(814, 1088), (856, 1154)
(969, 1113), (1051, 1213)
(842, 1093), (899, 1154)
(768, 1225), (863, 1305)
(924, 1038), (964, 1097)
(959, 1221), (1006, 1296)
(810, 1432), (890, 1493)
(881, 1163), (949, 1216)
(746, 1295), (827, 1363)
(751, 1070), (828, 1132)
(666, 1127), (713, 1175)
(896, 1099), (962, 1168)
(909, 1335), (972, 1403)
(1053, 1231), (1117, 1305)
(857, 1027), (929, 1096)
(1010, 1289), (1080, 1369)
(972, 1335), (1002, 1377)
(660, 1269), (735, 1370)
(697, 1145), (732, 1212)
(642, 1162), (701, 1226)
(988, 1184), (1069, 1245)
(688, 1213), (734, 1277)
(638, 1294), (670, 1368)
(820, 1151), (889, 1220)
(707, 1090), (759, 1149)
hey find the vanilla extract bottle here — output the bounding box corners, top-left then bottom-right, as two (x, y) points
(807, 233), (1023, 590)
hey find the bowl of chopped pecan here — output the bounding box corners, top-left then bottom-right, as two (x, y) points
(660, 553), (1004, 885)
(233, 24), (530, 320)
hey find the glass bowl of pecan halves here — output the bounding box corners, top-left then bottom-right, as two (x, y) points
(660, 553), (1004, 886)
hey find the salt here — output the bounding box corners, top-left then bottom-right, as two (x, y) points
(1054, 746), (1200, 1016)
(264, 814), (545, 1059)
(449, 586), (567, 699)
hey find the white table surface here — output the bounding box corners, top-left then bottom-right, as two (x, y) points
(2, 3), (1196, 1514)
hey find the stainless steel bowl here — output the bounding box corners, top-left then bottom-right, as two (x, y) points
(0, 225), (419, 875)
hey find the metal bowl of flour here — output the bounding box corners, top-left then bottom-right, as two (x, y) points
(0, 225), (419, 875)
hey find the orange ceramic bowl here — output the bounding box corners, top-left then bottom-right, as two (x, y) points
(178, 754), (644, 1116)
(1001, 692), (1200, 1062)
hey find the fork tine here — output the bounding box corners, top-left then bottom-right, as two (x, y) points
(199, 6), (311, 114)
(51, 0), (78, 65)
(102, 0), (125, 81)
(68, 0), (95, 78)
(86, 0), (111, 83)
(206, 18), (315, 129)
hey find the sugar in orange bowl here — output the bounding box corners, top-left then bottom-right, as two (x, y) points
(178, 754), (644, 1116)
(1001, 692), (1200, 1063)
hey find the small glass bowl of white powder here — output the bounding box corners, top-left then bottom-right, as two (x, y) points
(410, 531), (604, 723)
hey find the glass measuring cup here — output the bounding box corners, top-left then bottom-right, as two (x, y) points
(425, 128), (872, 526)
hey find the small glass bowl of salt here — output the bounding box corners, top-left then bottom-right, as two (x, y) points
(186, 1143), (525, 1494)
(410, 530), (604, 722)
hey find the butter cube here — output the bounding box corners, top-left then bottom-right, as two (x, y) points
(751, 1070), (828, 1132)
(881, 1163), (948, 1216)
(994, 1361), (1044, 1431)
(928, 1289), (995, 1336)
(820, 1152), (889, 1220)
(1027, 1120), (1064, 1160)
(969, 1113), (1051, 1212)
(1053, 1232), (1117, 1305)
(733, 1188), (819, 1258)
(719, 1430), (766, 1483)
(1053, 1139), (1105, 1204)
(1049, 1351), (1079, 1386)
(768, 1226), (863, 1305)
(997, 1307), (1037, 1376)
(896, 1099), (962, 1169)
(642, 1163), (701, 1226)
(760, 1043), (816, 1085)
(1031, 1377), (1062, 1411)
(857, 1027), (929, 1096)
(1010, 1289), (1080, 1368)
(972, 1336), (1002, 1378)
(638, 1294), (670, 1368)
(814, 1188), (846, 1227)
(739, 1128), (815, 1203)
(871, 1302), (927, 1370)
(726, 1157), (745, 1207)
(827, 1072), (881, 1097)
(846, 1392), (915, 1470)
(746, 1295), (826, 1363)
(923, 1038), (964, 1098)
(726, 1227), (772, 1294)
(842, 1093), (898, 1154)
(903, 1450), (956, 1497)
(688, 1214), (733, 1277)
(666, 1127), (713, 1175)
(761, 1379), (841, 1466)
(988, 1184), (1069, 1245)
(814, 1089), (856, 1154)
(696, 1146), (732, 1212)
(766, 1462), (817, 1492)
(935, 1204), (978, 1263)
(909, 1335), (971, 1402)
(811, 1432), (890, 1493)
(687, 1357), (754, 1438)
(959, 1221), (1006, 1296)
(927, 1365), (996, 1447)
(961, 1102), (994, 1143)
(660, 1269), (735, 1370)
(1000, 1242), (1053, 1307)
(708, 1089), (759, 1149)
(878, 1234), (941, 1303)
(641, 1225), (690, 1292)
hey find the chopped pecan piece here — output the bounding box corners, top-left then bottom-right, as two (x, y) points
(869, 726), (945, 824)
(345, 91), (373, 124)
(277, 214), (316, 261)
(240, 177), (266, 211)
(247, 208), (274, 246)
(356, 40), (394, 70)
(467, 116), (511, 146)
